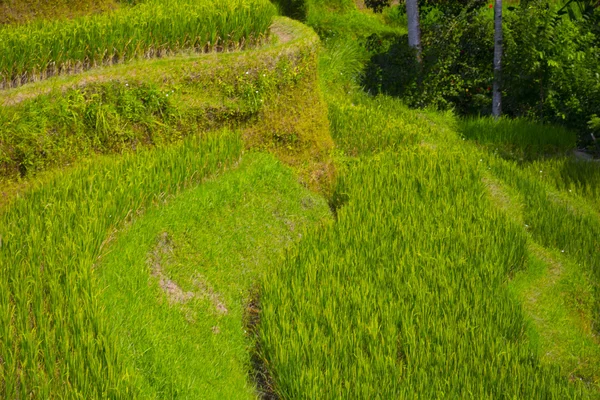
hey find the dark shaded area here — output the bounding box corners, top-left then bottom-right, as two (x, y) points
(362, 21), (494, 116)
(245, 285), (279, 399)
(270, 0), (307, 20)
(360, 4), (600, 144)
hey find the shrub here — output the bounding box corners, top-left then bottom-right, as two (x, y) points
(271, 0), (307, 19)
(363, 1), (600, 140)
(502, 1), (600, 136)
(364, 0), (391, 13)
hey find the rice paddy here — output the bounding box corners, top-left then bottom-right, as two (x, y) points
(0, 0), (276, 88)
(259, 93), (600, 397)
(1, 0), (599, 398)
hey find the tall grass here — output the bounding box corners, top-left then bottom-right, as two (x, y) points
(487, 155), (600, 334)
(259, 87), (598, 396)
(96, 153), (331, 397)
(0, 0), (276, 88)
(0, 130), (242, 397)
(260, 146), (589, 397)
(460, 117), (577, 160)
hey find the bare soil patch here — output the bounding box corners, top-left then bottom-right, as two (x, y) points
(147, 232), (229, 314)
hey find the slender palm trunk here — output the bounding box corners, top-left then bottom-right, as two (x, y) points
(492, 0), (503, 117)
(406, 0), (422, 61)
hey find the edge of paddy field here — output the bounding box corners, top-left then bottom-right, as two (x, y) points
(0, 16), (335, 208)
(0, 14), (335, 398)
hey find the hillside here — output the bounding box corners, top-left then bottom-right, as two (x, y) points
(1, 0), (599, 398)
(0, 0), (117, 25)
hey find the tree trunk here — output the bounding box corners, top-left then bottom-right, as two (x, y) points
(405, 0), (422, 61)
(492, 0), (503, 118)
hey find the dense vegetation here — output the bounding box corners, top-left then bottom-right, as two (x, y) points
(0, 0), (276, 88)
(261, 92), (600, 397)
(0, 131), (243, 397)
(362, 0), (600, 143)
(0, 17), (332, 192)
(0, 0), (117, 25)
(1, 0), (599, 398)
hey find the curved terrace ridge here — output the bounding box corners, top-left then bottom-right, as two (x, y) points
(0, 17), (306, 107)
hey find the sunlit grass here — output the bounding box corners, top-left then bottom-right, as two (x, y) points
(460, 116), (577, 160)
(259, 91), (599, 395)
(0, 0), (276, 88)
(0, 130), (243, 397)
(96, 152), (331, 397)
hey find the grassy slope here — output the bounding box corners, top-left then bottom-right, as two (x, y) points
(258, 0), (600, 397)
(96, 152), (331, 398)
(0, 0), (117, 25)
(1, 0), (599, 398)
(0, 15), (334, 398)
(0, 17), (333, 199)
(0, 130), (243, 397)
(261, 90), (600, 397)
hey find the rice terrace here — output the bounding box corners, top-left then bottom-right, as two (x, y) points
(0, 0), (599, 397)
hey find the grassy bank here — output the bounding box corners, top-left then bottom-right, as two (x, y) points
(0, 0), (276, 88)
(96, 152), (331, 397)
(256, 1), (600, 396)
(0, 130), (243, 397)
(1, 0), (599, 397)
(0, 0), (117, 25)
(0, 17), (333, 194)
(0, 13), (334, 397)
(260, 93), (599, 397)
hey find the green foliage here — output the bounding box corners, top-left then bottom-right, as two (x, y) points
(0, 17), (333, 190)
(260, 96), (593, 397)
(97, 152), (330, 397)
(3, 0), (600, 397)
(271, 0), (307, 19)
(460, 117), (577, 161)
(328, 94), (421, 155)
(363, 8), (495, 112)
(502, 1), (600, 137)
(589, 115), (600, 133)
(487, 152), (600, 351)
(0, 82), (179, 178)
(364, 0), (391, 13)
(420, 0), (488, 17)
(0, 130), (243, 397)
(0, 0), (276, 88)
(363, 1), (600, 139)
(0, 16), (335, 396)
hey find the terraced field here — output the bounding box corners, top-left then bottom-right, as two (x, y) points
(1, 0), (599, 398)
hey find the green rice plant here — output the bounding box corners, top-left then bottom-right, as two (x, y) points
(258, 80), (598, 395)
(0, 130), (243, 397)
(0, 0), (276, 88)
(460, 117), (577, 161)
(259, 146), (592, 397)
(95, 152), (331, 397)
(0, 16), (327, 186)
(487, 155), (600, 339)
(525, 157), (600, 209)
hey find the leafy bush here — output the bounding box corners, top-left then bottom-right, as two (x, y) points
(363, 9), (494, 113)
(363, 1), (600, 140)
(271, 0), (307, 19)
(502, 2), (600, 137)
(364, 0), (391, 13)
